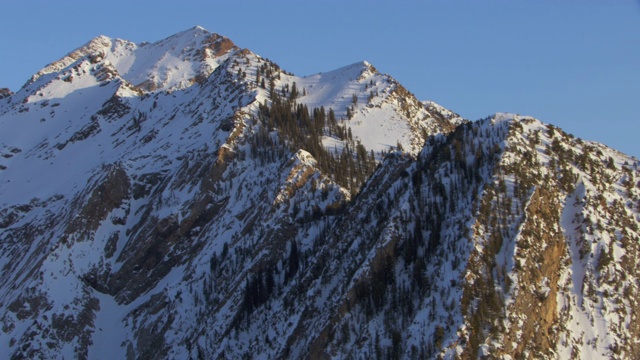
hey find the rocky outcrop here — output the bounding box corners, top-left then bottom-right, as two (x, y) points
(0, 87), (12, 99)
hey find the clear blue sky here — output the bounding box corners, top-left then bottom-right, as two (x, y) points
(1, 1), (639, 157)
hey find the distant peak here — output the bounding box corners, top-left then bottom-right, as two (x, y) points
(354, 60), (378, 75)
(186, 25), (210, 35)
(77, 35), (113, 53)
(156, 27), (237, 55)
(24, 35), (115, 87)
(331, 60), (377, 76)
(347, 60), (372, 69)
(170, 25), (212, 39)
(492, 112), (519, 121)
(89, 34), (112, 43)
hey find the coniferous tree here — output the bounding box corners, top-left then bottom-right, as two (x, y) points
(286, 240), (299, 282)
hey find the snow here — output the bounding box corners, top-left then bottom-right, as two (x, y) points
(285, 61), (410, 153)
(27, 26), (236, 94)
(89, 292), (129, 360)
(262, 59), (450, 156)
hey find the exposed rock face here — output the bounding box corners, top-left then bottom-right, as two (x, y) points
(1, 28), (639, 360)
(0, 88), (12, 99)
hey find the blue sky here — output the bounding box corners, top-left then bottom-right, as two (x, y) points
(1, 1), (639, 157)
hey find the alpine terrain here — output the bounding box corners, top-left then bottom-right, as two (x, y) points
(1, 26), (639, 360)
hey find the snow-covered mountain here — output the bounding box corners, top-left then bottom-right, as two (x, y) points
(1, 27), (638, 360)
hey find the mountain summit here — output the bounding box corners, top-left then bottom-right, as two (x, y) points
(1, 27), (639, 359)
(26, 26), (237, 93)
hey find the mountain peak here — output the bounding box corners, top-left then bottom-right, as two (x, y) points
(25, 34), (116, 87)
(23, 27), (240, 93)
(87, 34), (113, 46)
(163, 25), (213, 42)
(346, 60), (375, 73)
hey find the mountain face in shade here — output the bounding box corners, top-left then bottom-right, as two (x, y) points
(1, 27), (639, 360)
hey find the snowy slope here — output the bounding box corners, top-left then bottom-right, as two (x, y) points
(260, 60), (460, 156)
(27, 26), (237, 93)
